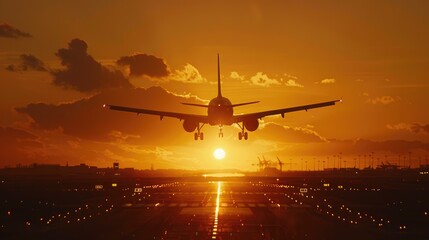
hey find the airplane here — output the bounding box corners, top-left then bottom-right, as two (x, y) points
(103, 55), (341, 140)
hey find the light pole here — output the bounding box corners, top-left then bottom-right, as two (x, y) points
(408, 152), (411, 168)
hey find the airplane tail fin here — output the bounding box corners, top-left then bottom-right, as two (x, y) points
(217, 54), (222, 97)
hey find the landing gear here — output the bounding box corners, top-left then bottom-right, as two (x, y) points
(236, 123), (248, 140)
(194, 131), (204, 140)
(194, 132), (204, 140)
(194, 123), (205, 140)
(218, 125), (223, 138)
(238, 132), (248, 140)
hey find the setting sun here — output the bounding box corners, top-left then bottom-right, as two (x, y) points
(213, 148), (226, 160)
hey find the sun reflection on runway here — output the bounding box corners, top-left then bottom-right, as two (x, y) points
(212, 181), (221, 239)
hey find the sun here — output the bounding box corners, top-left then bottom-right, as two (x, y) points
(213, 148), (226, 160)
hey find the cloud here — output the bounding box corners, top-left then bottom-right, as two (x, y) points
(345, 139), (429, 154)
(387, 123), (429, 135)
(230, 71), (244, 81)
(0, 126), (41, 165)
(247, 72), (304, 87)
(6, 54), (47, 72)
(117, 54), (169, 78)
(16, 86), (206, 143)
(255, 122), (326, 143)
(366, 95), (396, 105)
(278, 138), (429, 157)
(0, 24), (31, 38)
(170, 63), (207, 83)
(0, 126), (38, 141)
(379, 84), (429, 89)
(277, 73), (303, 87)
(249, 72), (281, 87)
(320, 78), (336, 84)
(285, 79), (304, 88)
(52, 38), (132, 93)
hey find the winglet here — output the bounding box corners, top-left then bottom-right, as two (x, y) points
(217, 54), (222, 97)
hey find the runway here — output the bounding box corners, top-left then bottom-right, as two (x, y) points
(1, 176), (428, 239)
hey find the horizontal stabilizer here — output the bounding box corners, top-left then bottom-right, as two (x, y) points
(231, 101), (260, 108)
(181, 103), (209, 108)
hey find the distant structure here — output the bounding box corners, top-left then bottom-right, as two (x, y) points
(252, 156), (280, 175)
(277, 156), (284, 172)
(113, 162), (119, 170)
(151, 163), (154, 171)
(377, 162), (400, 170)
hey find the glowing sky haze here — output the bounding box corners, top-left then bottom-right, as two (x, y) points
(1, 1), (429, 170)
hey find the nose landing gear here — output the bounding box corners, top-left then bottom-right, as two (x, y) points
(218, 125), (224, 138)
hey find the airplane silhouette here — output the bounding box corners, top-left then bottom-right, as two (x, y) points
(103, 55), (341, 140)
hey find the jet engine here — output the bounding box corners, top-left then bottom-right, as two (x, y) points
(183, 120), (198, 132)
(244, 118), (259, 131)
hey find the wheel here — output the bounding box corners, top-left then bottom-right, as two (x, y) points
(200, 132), (204, 140)
(244, 132), (248, 140)
(194, 132), (198, 140)
(238, 132), (243, 140)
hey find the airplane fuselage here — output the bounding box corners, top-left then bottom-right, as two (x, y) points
(207, 96), (234, 125)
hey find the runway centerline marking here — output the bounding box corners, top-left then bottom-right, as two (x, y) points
(212, 181), (221, 239)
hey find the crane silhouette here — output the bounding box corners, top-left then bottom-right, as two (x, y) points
(277, 156), (284, 172)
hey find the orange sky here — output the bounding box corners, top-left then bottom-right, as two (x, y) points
(1, 1), (429, 170)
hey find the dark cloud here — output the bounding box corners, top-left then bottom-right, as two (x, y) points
(16, 86), (206, 143)
(387, 122), (429, 135)
(0, 24), (31, 38)
(6, 54), (47, 72)
(410, 123), (429, 134)
(52, 38), (132, 92)
(351, 139), (429, 154)
(288, 138), (429, 156)
(0, 126), (37, 141)
(262, 138), (429, 170)
(117, 54), (169, 78)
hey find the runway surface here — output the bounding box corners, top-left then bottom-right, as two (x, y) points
(1, 176), (428, 239)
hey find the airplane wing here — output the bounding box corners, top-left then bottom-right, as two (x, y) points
(104, 104), (209, 123)
(233, 99), (341, 122)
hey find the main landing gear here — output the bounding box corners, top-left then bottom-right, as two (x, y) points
(193, 123), (248, 140)
(236, 123), (248, 140)
(194, 123), (205, 140)
(194, 132), (204, 140)
(238, 131), (248, 140)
